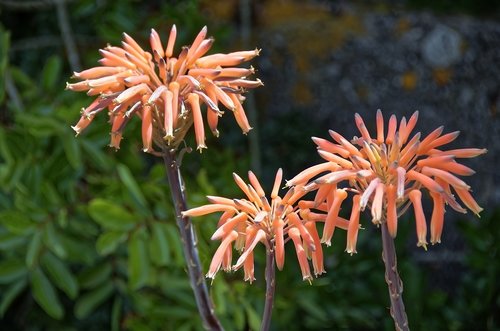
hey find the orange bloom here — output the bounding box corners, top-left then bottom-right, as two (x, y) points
(288, 110), (486, 251)
(67, 26), (262, 153)
(182, 169), (329, 282)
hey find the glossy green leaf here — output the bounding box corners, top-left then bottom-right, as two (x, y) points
(0, 27), (9, 104)
(0, 278), (27, 317)
(0, 211), (35, 235)
(62, 134), (81, 170)
(0, 232), (27, 250)
(149, 222), (170, 266)
(96, 231), (127, 256)
(26, 231), (43, 268)
(117, 163), (148, 212)
(31, 268), (64, 320)
(88, 198), (138, 231)
(41, 56), (61, 91)
(128, 228), (150, 290)
(78, 263), (112, 290)
(0, 259), (27, 284)
(74, 280), (114, 319)
(111, 296), (122, 331)
(41, 252), (79, 299)
(43, 222), (67, 259)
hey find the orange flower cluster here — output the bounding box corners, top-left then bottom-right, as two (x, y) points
(182, 169), (330, 282)
(67, 25), (262, 153)
(288, 110), (486, 251)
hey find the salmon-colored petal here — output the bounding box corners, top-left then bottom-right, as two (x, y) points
(286, 162), (335, 186)
(273, 218), (285, 270)
(233, 229), (266, 271)
(207, 230), (238, 279)
(409, 190), (427, 249)
(243, 251), (255, 283)
(248, 171), (265, 197)
(406, 170), (443, 193)
(188, 93), (206, 151)
(429, 191), (445, 245)
(371, 182), (385, 224)
(317, 150), (354, 169)
(211, 212), (248, 240)
(141, 103), (153, 153)
(386, 184), (398, 238)
(149, 28), (164, 61)
(168, 82), (180, 127)
(271, 168), (283, 199)
(360, 178), (381, 210)
(386, 114), (397, 144)
(289, 228), (312, 282)
(346, 195), (361, 255)
(305, 221), (325, 276)
(287, 212), (315, 251)
(436, 148), (487, 158)
(321, 189), (348, 246)
(162, 90), (174, 142)
(454, 187), (483, 216)
(376, 109), (384, 143)
(222, 244), (232, 272)
(232, 172), (254, 201)
(399, 111), (419, 144)
(421, 166), (470, 190)
(311, 137), (351, 158)
(165, 24), (177, 58)
(329, 130), (363, 157)
(354, 113), (372, 141)
(182, 204), (237, 217)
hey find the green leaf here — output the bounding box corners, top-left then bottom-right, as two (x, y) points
(243, 300), (261, 331)
(88, 198), (138, 231)
(111, 296), (122, 331)
(16, 113), (64, 137)
(41, 56), (62, 91)
(0, 259), (27, 284)
(0, 278), (27, 317)
(163, 223), (184, 265)
(96, 231), (127, 256)
(62, 134), (81, 170)
(43, 222), (67, 259)
(80, 140), (113, 172)
(149, 222), (170, 267)
(128, 228), (150, 290)
(26, 231), (43, 268)
(0, 27), (10, 104)
(0, 232), (27, 250)
(117, 163), (148, 213)
(78, 263), (112, 290)
(74, 280), (114, 319)
(41, 252), (79, 299)
(0, 211), (35, 235)
(31, 268), (64, 320)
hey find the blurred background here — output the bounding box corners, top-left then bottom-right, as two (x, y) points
(0, 0), (499, 330)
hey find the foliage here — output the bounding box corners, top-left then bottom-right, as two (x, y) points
(0, 1), (498, 330)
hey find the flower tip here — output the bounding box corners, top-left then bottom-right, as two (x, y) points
(197, 144), (208, 153)
(70, 126), (80, 136)
(417, 241), (428, 251)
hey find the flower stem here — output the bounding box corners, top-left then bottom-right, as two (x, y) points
(381, 222), (409, 331)
(260, 247), (276, 331)
(162, 150), (224, 331)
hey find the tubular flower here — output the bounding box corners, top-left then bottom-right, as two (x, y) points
(287, 110), (486, 251)
(67, 25), (262, 153)
(182, 169), (330, 283)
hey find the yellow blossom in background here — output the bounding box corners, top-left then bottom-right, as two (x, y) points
(287, 110), (486, 252)
(67, 25), (262, 153)
(182, 169), (333, 282)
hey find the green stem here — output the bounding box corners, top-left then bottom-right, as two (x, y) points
(162, 150), (224, 331)
(260, 246), (276, 331)
(381, 222), (410, 331)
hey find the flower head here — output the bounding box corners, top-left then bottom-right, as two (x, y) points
(287, 110), (486, 251)
(182, 169), (331, 282)
(67, 25), (262, 153)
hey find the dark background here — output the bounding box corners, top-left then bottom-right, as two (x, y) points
(0, 0), (498, 330)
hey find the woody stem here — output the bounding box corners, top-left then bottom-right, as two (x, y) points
(381, 221), (410, 331)
(260, 246), (276, 331)
(163, 150), (224, 331)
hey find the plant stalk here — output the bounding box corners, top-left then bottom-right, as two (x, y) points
(162, 150), (224, 331)
(260, 247), (276, 331)
(381, 222), (410, 331)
